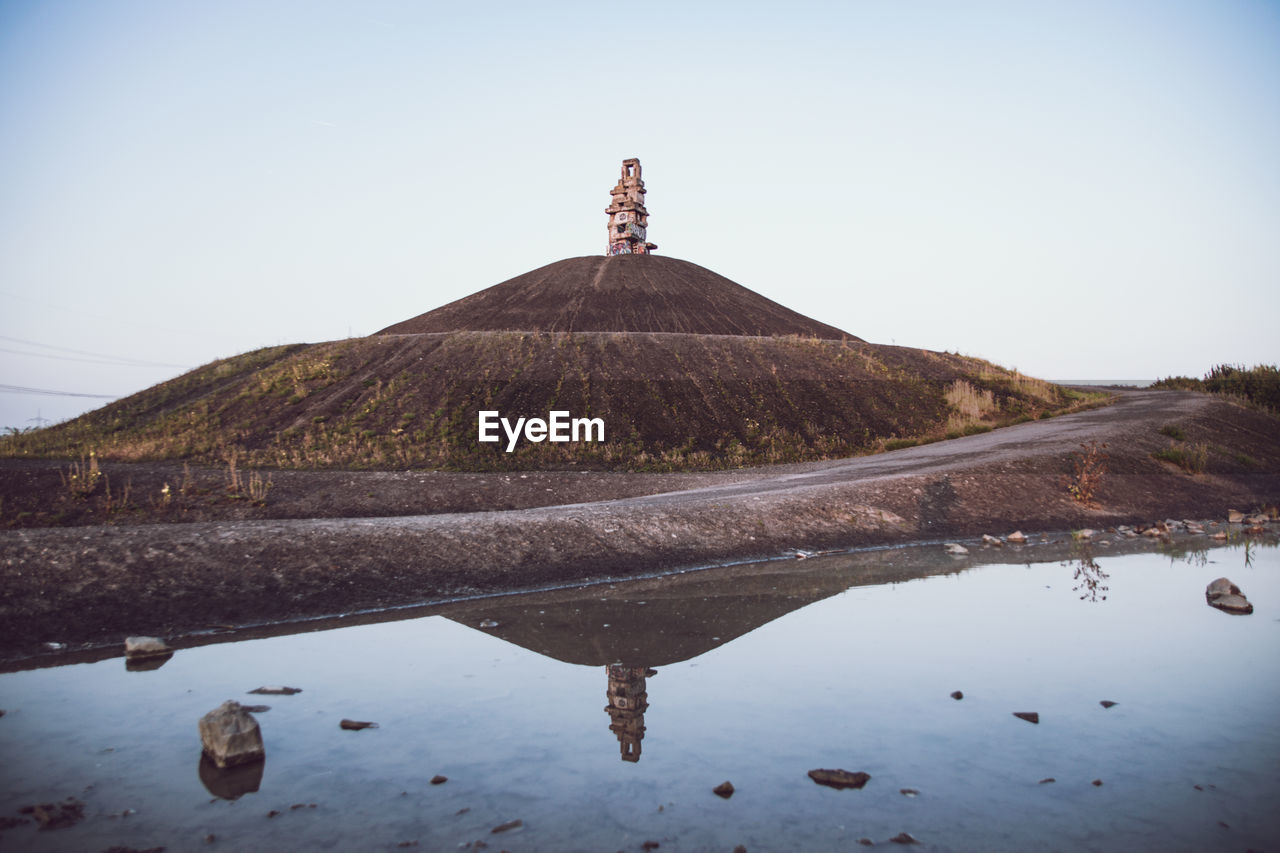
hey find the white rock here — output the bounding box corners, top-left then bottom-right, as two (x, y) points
(944, 543), (969, 555)
(124, 636), (170, 660)
(1006, 531), (1027, 544)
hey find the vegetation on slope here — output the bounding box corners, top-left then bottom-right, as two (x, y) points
(0, 332), (1102, 471)
(1152, 364), (1280, 413)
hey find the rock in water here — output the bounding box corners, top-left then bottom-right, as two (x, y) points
(808, 768), (871, 789)
(950, 690), (964, 700)
(199, 701), (265, 768)
(1205, 577), (1254, 614)
(713, 781), (735, 799)
(340, 719), (379, 730)
(1013, 711), (1040, 724)
(943, 543), (969, 555)
(1006, 530), (1028, 544)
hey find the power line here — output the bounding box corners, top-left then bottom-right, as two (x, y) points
(0, 383), (120, 399)
(0, 335), (192, 368)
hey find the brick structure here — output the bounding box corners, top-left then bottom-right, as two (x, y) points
(605, 158), (658, 256)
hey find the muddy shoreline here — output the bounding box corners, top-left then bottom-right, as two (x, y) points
(2, 390), (1278, 661)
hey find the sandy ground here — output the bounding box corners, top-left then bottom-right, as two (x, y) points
(2, 389), (1277, 660)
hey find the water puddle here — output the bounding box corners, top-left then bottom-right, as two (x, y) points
(1, 537), (1277, 851)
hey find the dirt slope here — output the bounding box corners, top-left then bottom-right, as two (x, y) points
(376, 254), (857, 339)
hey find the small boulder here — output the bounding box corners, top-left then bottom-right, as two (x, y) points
(430, 775), (448, 785)
(1227, 510), (1244, 523)
(199, 701), (264, 768)
(1099, 700), (1117, 709)
(340, 719), (379, 730)
(808, 768), (871, 789)
(943, 543), (968, 556)
(1205, 578), (1254, 614)
(950, 690), (963, 700)
(124, 636), (171, 660)
(1013, 711), (1040, 724)
(1073, 529), (1096, 540)
(982, 534), (1003, 547)
(889, 832), (920, 844)
(1006, 530), (1027, 544)
(713, 781), (735, 799)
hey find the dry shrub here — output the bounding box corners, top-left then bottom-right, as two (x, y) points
(945, 379), (996, 432)
(1067, 440), (1108, 504)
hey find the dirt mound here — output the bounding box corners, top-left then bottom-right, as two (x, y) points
(376, 254), (857, 339)
(0, 332), (1081, 471)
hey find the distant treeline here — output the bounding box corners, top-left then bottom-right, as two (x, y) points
(1152, 364), (1280, 412)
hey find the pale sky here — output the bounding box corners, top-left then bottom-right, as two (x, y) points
(2, 0), (1278, 430)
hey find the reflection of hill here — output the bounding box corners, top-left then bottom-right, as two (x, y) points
(441, 550), (970, 666)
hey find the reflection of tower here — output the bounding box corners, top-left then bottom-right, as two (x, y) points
(605, 664), (650, 762)
(605, 158), (658, 256)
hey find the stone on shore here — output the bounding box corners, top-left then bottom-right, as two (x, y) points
(982, 534), (1003, 547)
(1227, 510), (1244, 523)
(1006, 531), (1027, 544)
(124, 636), (171, 660)
(1205, 577), (1253, 614)
(199, 701), (265, 768)
(808, 768), (871, 789)
(944, 543), (968, 555)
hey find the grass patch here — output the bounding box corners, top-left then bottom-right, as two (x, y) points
(1153, 443), (1208, 473)
(1159, 424), (1186, 441)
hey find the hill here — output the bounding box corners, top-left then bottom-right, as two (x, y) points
(0, 331), (1088, 471)
(376, 254), (857, 339)
(0, 253), (1098, 471)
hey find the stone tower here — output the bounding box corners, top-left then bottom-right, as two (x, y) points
(604, 664), (649, 762)
(605, 158), (658, 256)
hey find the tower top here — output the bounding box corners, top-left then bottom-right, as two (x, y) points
(605, 158), (657, 256)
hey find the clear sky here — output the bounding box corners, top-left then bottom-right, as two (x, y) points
(2, 0), (1278, 431)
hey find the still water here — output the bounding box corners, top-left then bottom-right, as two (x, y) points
(1, 538), (1277, 851)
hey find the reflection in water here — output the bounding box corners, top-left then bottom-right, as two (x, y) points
(1066, 548), (1110, 602)
(605, 665), (651, 762)
(125, 652), (174, 672)
(198, 753), (263, 800)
